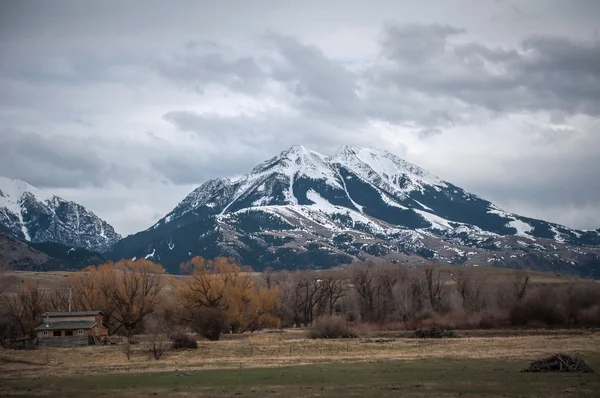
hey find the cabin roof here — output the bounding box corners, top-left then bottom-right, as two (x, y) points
(42, 311), (103, 317)
(35, 320), (96, 331)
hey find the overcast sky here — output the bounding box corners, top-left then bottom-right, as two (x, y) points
(1, 0), (599, 236)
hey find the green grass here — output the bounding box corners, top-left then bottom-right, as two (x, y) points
(4, 355), (600, 397)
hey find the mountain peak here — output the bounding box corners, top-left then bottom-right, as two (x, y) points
(111, 145), (600, 277)
(0, 176), (53, 203)
(283, 144), (310, 155)
(328, 146), (446, 194)
(0, 175), (121, 253)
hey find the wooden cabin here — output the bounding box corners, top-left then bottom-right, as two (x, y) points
(35, 311), (109, 346)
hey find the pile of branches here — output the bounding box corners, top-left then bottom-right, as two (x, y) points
(412, 327), (458, 339)
(521, 354), (594, 373)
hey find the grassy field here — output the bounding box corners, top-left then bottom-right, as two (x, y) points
(3, 356), (600, 398)
(2, 330), (599, 397)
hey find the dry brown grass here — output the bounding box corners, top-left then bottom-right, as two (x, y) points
(1, 329), (599, 379)
(3, 265), (588, 292)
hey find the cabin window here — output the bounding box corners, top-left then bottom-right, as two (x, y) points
(43, 330), (48, 336)
(53, 330), (61, 337)
(78, 329), (84, 336)
(65, 330), (73, 336)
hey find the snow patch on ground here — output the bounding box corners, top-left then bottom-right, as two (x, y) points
(252, 196), (274, 206)
(380, 193), (408, 209)
(145, 249), (156, 259)
(550, 225), (566, 242)
(507, 219), (533, 237)
(413, 200), (434, 212)
(414, 209), (453, 230)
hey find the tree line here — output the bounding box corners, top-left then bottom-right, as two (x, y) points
(1, 256), (599, 348)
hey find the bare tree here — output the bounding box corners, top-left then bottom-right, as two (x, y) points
(0, 259), (11, 297)
(145, 313), (171, 360)
(122, 338), (132, 360)
(2, 283), (46, 337)
(350, 261), (376, 322)
(319, 274), (346, 316)
(451, 271), (486, 311)
(423, 264), (446, 313)
(293, 274), (325, 326)
(512, 270), (530, 301)
(373, 262), (405, 322)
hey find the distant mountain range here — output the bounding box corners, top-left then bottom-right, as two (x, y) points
(0, 176), (120, 253)
(1, 147), (599, 277)
(0, 233), (107, 272)
(108, 145), (600, 277)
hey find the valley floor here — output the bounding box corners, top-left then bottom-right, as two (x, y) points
(1, 330), (599, 397)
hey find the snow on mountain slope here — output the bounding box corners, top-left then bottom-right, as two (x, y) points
(0, 176), (121, 253)
(328, 146), (447, 197)
(110, 145), (600, 276)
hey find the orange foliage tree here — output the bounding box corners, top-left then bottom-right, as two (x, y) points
(176, 257), (280, 340)
(69, 259), (165, 338)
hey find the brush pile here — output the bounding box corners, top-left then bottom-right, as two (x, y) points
(521, 354), (594, 373)
(412, 327), (458, 339)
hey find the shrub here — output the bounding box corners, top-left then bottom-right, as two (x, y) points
(476, 308), (509, 329)
(413, 327), (458, 339)
(509, 292), (567, 327)
(171, 333), (198, 349)
(0, 318), (20, 349)
(309, 315), (357, 339)
(577, 305), (600, 327)
(191, 307), (227, 341)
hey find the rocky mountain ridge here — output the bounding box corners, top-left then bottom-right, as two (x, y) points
(0, 177), (121, 253)
(109, 145), (600, 277)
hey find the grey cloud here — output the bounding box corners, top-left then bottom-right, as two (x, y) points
(156, 47), (268, 94)
(380, 24), (465, 64)
(1, 1), (599, 233)
(0, 129), (144, 189)
(418, 128), (443, 139)
(157, 32), (363, 121)
(371, 24), (600, 122)
(263, 33), (362, 120)
(0, 129), (107, 188)
(158, 109), (373, 185)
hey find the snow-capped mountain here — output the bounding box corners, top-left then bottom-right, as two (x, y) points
(110, 145), (600, 277)
(0, 177), (121, 253)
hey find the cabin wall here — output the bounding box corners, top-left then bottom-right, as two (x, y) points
(38, 336), (89, 347)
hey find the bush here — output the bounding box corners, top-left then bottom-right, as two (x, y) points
(191, 307), (227, 341)
(308, 315), (357, 339)
(0, 318), (20, 349)
(577, 305), (600, 327)
(170, 333), (198, 349)
(509, 293), (567, 327)
(476, 308), (509, 329)
(413, 327), (458, 338)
